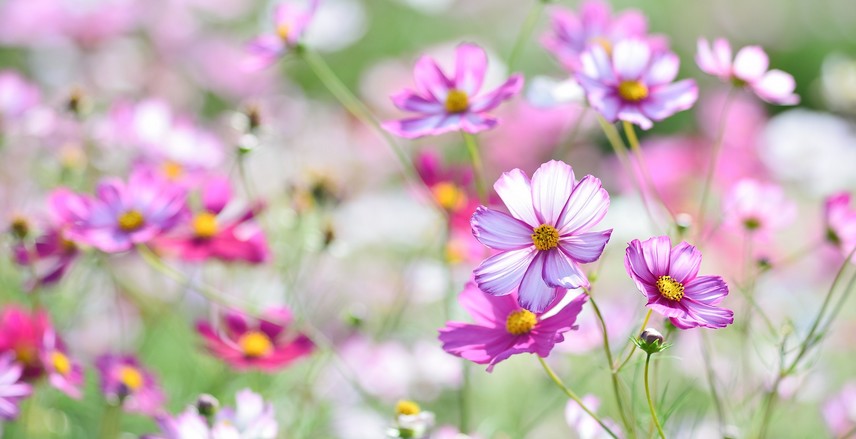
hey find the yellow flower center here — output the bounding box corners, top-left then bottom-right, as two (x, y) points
(238, 331), (273, 358)
(589, 36), (613, 55)
(531, 224), (560, 251)
(192, 212), (219, 239)
(432, 182), (467, 211)
(506, 309), (537, 335)
(162, 161), (183, 180)
(117, 210), (145, 232)
(395, 400), (421, 416)
(14, 345), (37, 366)
(656, 275), (684, 301)
(119, 366), (144, 391)
(743, 217), (761, 231)
(52, 351), (72, 376)
(276, 24), (290, 41)
(618, 80), (649, 102)
(444, 89), (469, 113)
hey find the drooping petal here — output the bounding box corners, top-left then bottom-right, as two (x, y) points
(683, 275), (729, 305)
(469, 74), (524, 113)
(243, 35), (284, 72)
(471, 207), (534, 251)
(541, 249), (589, 289)
(531, 160), (576, 225)
(493, 169), (539, 226)
(454, 43), (488, 95)
(616, 105), (654, 130)
(555, 175), (610, 235)
(559, 229), (612, 263)
(732, 46), (769, 82)
(668, 241), (701, 284)
(438, 323), (514, 366)
(473, 248), (537, 296)
(518, 252), (561, 312)
(695, 38), (721, 77)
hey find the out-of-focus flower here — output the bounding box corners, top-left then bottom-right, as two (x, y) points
(96, 354), (165, 415)
(0, 0), (139, 48)
(438, 282), (587, 371)
(625, 236), (733, 329)
(39, 330), (84, 399)
(824, 192), (856, 258)
(0, 70), (40, 121)
(154, 389), (278, 439)
(576, 39), (698, 130)
(382, 43), (523, 139)
(471, 160), (611, 312)
(0, 306), (51, 379)
(526, 76), (585, 108)
(196, 307), (314, 372)
(413, 150), (478, 227)
(157, 177), (270, 263)
(387, 400), (435, 438)
(0, 353), (32, 421)
(696, 38), (799, 105)
(723, 179), (796, 237)
(49, 168), (188, 253)
(244, 0), (320, 71)
(13, 226), (79, 289)
(820, 53), (856, 114)
(541, 0), (660, 73)
(823, 382), (856, 437)
(565, 395), (621, 439)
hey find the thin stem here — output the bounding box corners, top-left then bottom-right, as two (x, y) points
(554, 107), (589, 160)
(614, 308), (653, 373)
(537, 356), (620, 439)
(700, 331), (727, 433)
(644, 354), (666, 439)
(98, 402), (122, 439)
(462, 132), (488, 204)
(697, 88), (737, 239)
(507, 0), (547, 71)
(622, 121), (678, 227)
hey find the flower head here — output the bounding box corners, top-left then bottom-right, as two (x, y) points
(96, 354), (165, 415)
(696, 38), (799, 105)
(0, 353), (31, 420)
(0, 70), (40, 121)
(13, 226), (79, 289)
(825, 192), (856, 257)
(723, 179), (796, 236)
(439, 282), (587, 371)
(382, 43), (523, 139)
(154, 389), (278, 439)
(624, 236), (733, 329)
(244, 0), (319, 71)
(39, 330), (84, 399)
(576, 39), (698, 130)
(471, 160), (612, 312)
(196, 307), (314, 372)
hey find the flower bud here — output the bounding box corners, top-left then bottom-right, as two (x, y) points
(634, 327), (670, 355)
(196, 394), (219, 417)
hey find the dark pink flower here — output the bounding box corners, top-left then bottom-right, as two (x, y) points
(624, 236), (733, 329)
(196, 307), (314, 372)
(825, 192), (856, 257)
(96, 354), (165, 416)
(439, 282), (586, 372)
(244, 0), (320, 71)
(382, 43), (524, 139)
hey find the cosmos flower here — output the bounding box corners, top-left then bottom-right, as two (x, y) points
(244, 0), (319, 71)
(438, 282), (587, 371)
(471, 160), (612, 312)
(196, 307), (314, 372)
(0, 353), (31, 421)
(13, 226), (79, 289)
(49, 168), (188, 253)
(96, 354), (165, 416)
(696, 38), (799, 105)
(153, 389), (278, 439)
(413, 150), (479, 228)
(823, 382), (856, 437)
(723, 179), (796, 237)
(0, 70), (40, 121)
(382, 43), (524, 139)
(576, 39), (698, 130)
(624, 236), (733, 329)
(824, 192), (856, 258)
(39, 329), (84, 399)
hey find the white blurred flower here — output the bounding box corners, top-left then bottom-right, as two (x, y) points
(526, 76), (585, 108)
(303, 0), (367, 52)
(820, 53), (856, 114)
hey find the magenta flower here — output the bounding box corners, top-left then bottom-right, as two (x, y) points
(382, 43), (524, 139)
(13, 226), (79, 289)
(723, 179), (796, 237)
(824, 192), (856, 257)
(96, 354), (165, 416)
(624, 236), (734, 329)
(39, 330), (84, 399)
(0, 353), (31, 420)
(49, 168), (188, 253)
(156, 177), (271, 264)
(576, 39), (698, 130)
(696, 38), (799, 105)
(196, 307), (314, 372)
(438, 282), (587, 372)
(244, 0), (319, 71)
(471, 160), (612, 312)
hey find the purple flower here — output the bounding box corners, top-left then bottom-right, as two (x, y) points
(576, 39), (698, 130)
(0, 353), (32, 420)
(49, 168), (188, 253)
(439, 282), (586, 372)
(696, 38), (799, 105)
(244, 0), (319, 71)
(13, 226), (79, 289)
(471, 160), (612, 312)
(96, 354), (165, 415)
(382, 43), (524, 139)
(624, 236), (734, 329)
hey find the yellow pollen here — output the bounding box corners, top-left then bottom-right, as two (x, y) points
(117, 210), (145, 232)
(238, 331), (273, 358)
(162, 161), (183, 180)
(506, 309), (537, 335)
(192, 212), (219, 239)
(51, 351), (71, 376)
(531, 224), (560, 251)
(396, 400), (421, 416)
(13, 345), (37, 366)
(432, 182), (467, 211)
(444, 89), (469, 113)
(656, 275), (684, 301)
(589, 36), (613, 55)
(276, 24), (290, 41)
(618, 80), (649, 102)
(119, 366), (144, 391)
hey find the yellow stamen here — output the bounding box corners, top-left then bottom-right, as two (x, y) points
(119, 366), (144, 391)
(589, 36), (613, 55)
(117, 210), (145, 232)
(192, 212), (219, 239)
(618, 80), (649, 102)
(531, 224), (560, 251)
(13, 345), (37, 366)
(656, 275), (684, 301)
(506, 309), (537, 335)
(52, 351), (71, 376)
(238, 331), (273, 358)
(162, 161), (183, 180)
(396, 400), (421, 416)
(276, 24), (290, 41)
(432, 182), (467, 211)
(444, 89), (469, 113)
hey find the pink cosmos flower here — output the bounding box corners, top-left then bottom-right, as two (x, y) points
(723, 179), (796, 237)
(156, 177), (270, 264)
(38, 330), (84, 399)
(196, 307), (314, 372)
(825, 192), (856, 257)
(438, 282), (587, 372)
(154, 389), (278, 439)
(0, 353), (32, 420)
(696, 38), (799, 105)
(413, 150), (479, 229)
(96, 354), (165, 416)
(244, 0), (319, 71)
(13, 226), (79, 289)
(823, 382), (856, 437)
(49, 168), (188, 253)
(0, 70), (40, 121)
(471, 160), (612, 312)
(576, 39), (698, 130)
(624, 236), (734, 329)
(382, 43), (524, 139)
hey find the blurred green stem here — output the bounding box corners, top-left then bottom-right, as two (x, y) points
(507, 0), (547, 71)
(622, 121), (678, 228)
(98, 403), (122, 439)
(614, 308), (652, 373)
(644, 354), (666, 439)
(462, 132), (488, 204)
(554, 107), (589, 159)
(701, 331), (727, 433)
(696, 88), (737, 240)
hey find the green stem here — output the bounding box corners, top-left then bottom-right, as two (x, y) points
(696, 88), (737, 239)
(622, 121), (678, 227)
(462, 132), (488, 204)
(644, 354), (666, 439)
(537, 357), (620, 439)
(507, 0), (547, 71)
(98, 403), (122, 439)
(700, 331), (727, 433)
(614, 308), (652, 373)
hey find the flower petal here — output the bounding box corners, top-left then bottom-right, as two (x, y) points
(733, 45), (769, 82)
(202, 177), (232, 214)
(613, 39), (651, 80)
(390, 90), (444, 114)
(751, 69), (799, 105)
(471, 206), (534, 251)
(494, 168), (539, 226)
(559, 229), (612, 263)
(469, 74), (524, 113)
(556, 175), (610, 235)
(458, 281), (520, 327)
(413, 55), (453, 102)
(683, 275), (729, 305)
(518, 252), (561, 313)
(645, 52), (680, 86)
(531, 160), (576, 225)
(678, 298), (734, 329)
(382, 114), (450, 139)
(541, 249), (588, 290)
(454, 43), (488, 95)
(668, 241), (701, 284)
(641, 79), (698, 123)
(473, 248), (537, 296)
